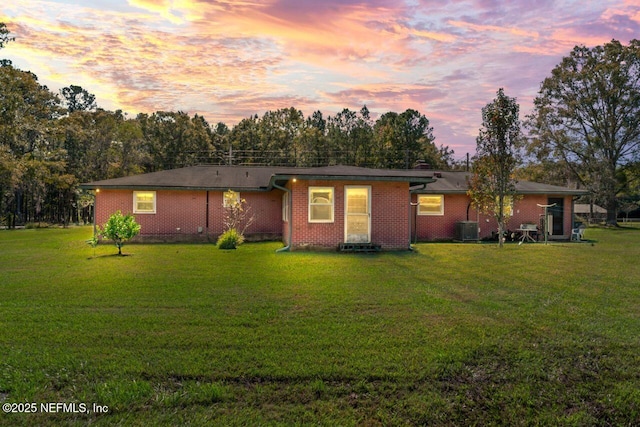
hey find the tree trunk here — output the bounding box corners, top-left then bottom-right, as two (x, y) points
(605, 196), (618, 226)
(15, 189), (24, 226)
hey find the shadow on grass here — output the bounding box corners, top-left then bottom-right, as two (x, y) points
(87, 253), (134, 260)
(590, 223), (640, 231)
(616, 225), (640, 231)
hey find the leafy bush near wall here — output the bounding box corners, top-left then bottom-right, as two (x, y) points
(216, 228), (244, 249)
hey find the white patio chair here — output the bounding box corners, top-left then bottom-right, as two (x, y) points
(571, 227), (585, 242)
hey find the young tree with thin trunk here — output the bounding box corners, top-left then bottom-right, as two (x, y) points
(98, 211), (141, 255)
(468, 88), (522, 247)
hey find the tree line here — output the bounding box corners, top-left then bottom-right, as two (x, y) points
(0, 24), (455, 226)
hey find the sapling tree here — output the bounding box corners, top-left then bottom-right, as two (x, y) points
(468, 88), (522, 247)
(217, 191), (256, 249)
(99, 210), (141, 255)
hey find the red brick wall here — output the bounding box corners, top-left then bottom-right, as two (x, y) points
(96, 189), (135, 227)
(411, 194), (471, 240)
(289, 180), (410, 250)
(95, 189), (282, 239)
(413, 193), (574, 241)
(371, 182), (410, 250)
(243, 192), (284, 235)
(206, 191), (283, 236)
(95, 187), (574, 246)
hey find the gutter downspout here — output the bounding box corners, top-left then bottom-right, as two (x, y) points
(273, 182), (292, 252)
(92, 190), (97, 237)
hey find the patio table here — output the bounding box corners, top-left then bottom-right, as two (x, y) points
(518, 227), (537, 244)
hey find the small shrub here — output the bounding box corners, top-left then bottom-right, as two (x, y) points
(217, 228), (244, 249)
(86, 234), (99, 258)
(99, 210), (141, 255)
(25, 222), (50, 229)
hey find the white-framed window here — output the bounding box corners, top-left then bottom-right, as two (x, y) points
(282, 192), (290, 222)
(497, 195), (514, 217)
(133, 191), (156, 214)
(309, 187), (334, 223)
(417, 194), (444, 216)
(223, 190), (240, 208)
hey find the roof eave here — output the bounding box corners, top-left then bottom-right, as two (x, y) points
(413, 189), (589, 196)
(412, 188), (467, 194)
(79, 184), (270, 192)
(270, 174), (436, 187)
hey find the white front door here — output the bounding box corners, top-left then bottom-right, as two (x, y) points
(345, 186), (371, 243)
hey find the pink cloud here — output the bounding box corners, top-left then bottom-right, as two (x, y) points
(447, 20), (539, 39)
(3, 0), (640, 157)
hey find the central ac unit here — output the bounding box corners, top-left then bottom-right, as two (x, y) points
(456, 221), (479, 242)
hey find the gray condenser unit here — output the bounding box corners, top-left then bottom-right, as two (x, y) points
(456, 221), (479, 242)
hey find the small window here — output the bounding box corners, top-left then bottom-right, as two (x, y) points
(418, 194), (444, 216)
(133, 191), (156, 214)
(309, 187), (334, 223)
(282, 192), (290, 222)
(223, 190), (240, 208)
(497, 196), (514, 217)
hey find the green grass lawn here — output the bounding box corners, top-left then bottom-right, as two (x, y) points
(1, 226), (639, 426)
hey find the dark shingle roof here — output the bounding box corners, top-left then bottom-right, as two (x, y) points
(81, 166), (586, 196)
(80, 165), (437, 191)
(414, 171), (587, 195)
(81, 166), (277, 191)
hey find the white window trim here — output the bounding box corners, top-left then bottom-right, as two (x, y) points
(344, 185), (371, 243)
(308, 186), (334, 223)
(498, 195), (514, 217)
(223, 190), (240, 208)
(417, 194), (444, 216)
(133, 191), (156, 214)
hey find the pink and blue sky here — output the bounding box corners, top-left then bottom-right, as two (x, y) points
(1, 0), (639, 157)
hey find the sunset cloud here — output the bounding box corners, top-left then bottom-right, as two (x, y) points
(447, 20), (539, 39)
(1, 0), (639, 157)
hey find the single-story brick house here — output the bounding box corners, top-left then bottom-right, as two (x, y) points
(411, 171), (587, 242)
(81, 165), (586, 250)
